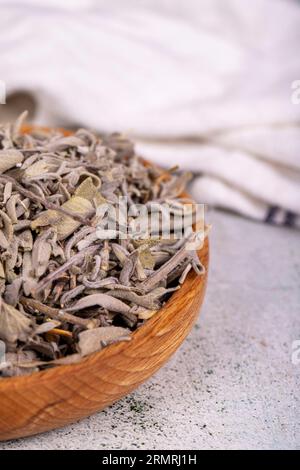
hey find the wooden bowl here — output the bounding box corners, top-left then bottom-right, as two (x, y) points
(0, 127), (209, 441)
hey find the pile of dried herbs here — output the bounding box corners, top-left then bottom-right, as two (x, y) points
(0, 112), (205, 377)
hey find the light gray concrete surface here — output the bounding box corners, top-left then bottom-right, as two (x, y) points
(1, 210), (299, 450)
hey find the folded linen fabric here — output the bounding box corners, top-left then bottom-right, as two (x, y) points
(0, 0), (299, 226)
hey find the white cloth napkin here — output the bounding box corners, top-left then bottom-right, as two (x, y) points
(0, 0), (299, 226)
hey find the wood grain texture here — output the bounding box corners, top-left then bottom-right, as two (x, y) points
(0, 127), (209, 441)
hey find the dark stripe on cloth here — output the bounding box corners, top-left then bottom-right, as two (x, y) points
(284, 211), (297, 227)
(265, 206), (279, 224)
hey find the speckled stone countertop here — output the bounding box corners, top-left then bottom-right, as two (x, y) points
(1, 210), (299, 450)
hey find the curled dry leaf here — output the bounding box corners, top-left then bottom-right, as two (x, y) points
(77, 326), (131, 356)
(33, 320), (61, 336)
(0, 350), (38, 377)
(0, 298), (33, 345)
(24, 160), (52, 179)
(4, 278), (23, 306)
(17, 229), (33, 252)
(109, 287), (174, 310)
(0, 209), (14, 247)
(31, 196), (93, 240)
(137, 309), (158, 320)
(139, 248), (156, 270)
(0, 149), (24, 174)
(32, 231), (53, 277)
(66, 293), (131, 314)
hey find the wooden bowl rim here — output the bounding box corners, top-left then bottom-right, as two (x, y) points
(0, 126), (208, 390)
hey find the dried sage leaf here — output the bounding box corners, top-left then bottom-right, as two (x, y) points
(0, 149), (24, 174)
(0, 299), (33, 344)
(77, 326), (131, 356)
